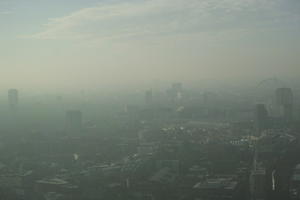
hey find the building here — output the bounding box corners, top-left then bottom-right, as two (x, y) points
(289, 164), (300, 200)
(275, 88), (293, 121)
(8, 89), (19, 110)
(276, 88), (293, 106)
(254, 104), (269, 131)
(167, 82), (183, 104)
(66, 110), (82, 133)
(193, 177), (241, 200)
(250, 168), (266, 200)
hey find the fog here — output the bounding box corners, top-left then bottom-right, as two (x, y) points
(0, 0), (300, 200)
(1, 0), (300, 90)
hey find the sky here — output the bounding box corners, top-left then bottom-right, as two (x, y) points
(0, 0), (300, 90)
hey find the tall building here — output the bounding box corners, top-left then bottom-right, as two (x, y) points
(275, 88), (293, 121)
(66, 110), (82, 133)
(145, 89), (153, 105)
(8, 89), (19, 110)
(254, 104), (269, 131)
(167, 82), (183, 103)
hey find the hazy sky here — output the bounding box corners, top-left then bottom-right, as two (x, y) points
(1, 0), (299, 89)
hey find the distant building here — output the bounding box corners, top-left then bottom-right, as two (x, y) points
(66, 110), (82, 133)
(193, 177), (241, 200)
(254, 104), (269, 131)
(289, 164), (300, 200)
(276, 88), (293, 106)
(167, 82), (183, 103)
(275, 88), (293, 121)
(145, 89), (153, 105)
(8, 89), (18, 110)
(250, 168), (266, 200)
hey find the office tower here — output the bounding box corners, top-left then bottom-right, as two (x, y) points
(275, 88), (293, 121)
(255, 104), (269, 131)
(145, 89), (153, 105)
(66, 110), (82, 133)
(8, 89), (19, 110)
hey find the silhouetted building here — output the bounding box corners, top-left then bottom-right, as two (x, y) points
(66, 110), (82, 133)
(255, 104), (269, 131)
(8, 89), (19, 110)
(275, 88), (293, 121)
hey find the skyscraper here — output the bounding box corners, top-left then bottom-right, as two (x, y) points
(275, 88), (293, 121)
(66, 110), (83, 133)
(8, 89), (19, 110)
(254, 104), (269, 131)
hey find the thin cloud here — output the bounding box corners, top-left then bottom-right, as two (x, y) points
(25, 0), (299, 40)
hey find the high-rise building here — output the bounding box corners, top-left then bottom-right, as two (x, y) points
(167, 82), (183, 103)
(8, 89), (18, 110)
(145, 89), (153, 105)
(275, 88), (293, 121)
(66, 110), (82, 133)
(255, 104), (269, 131)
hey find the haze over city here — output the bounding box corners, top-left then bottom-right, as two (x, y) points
(1, 0), (300, 90)
(0, 1), (300, 200)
